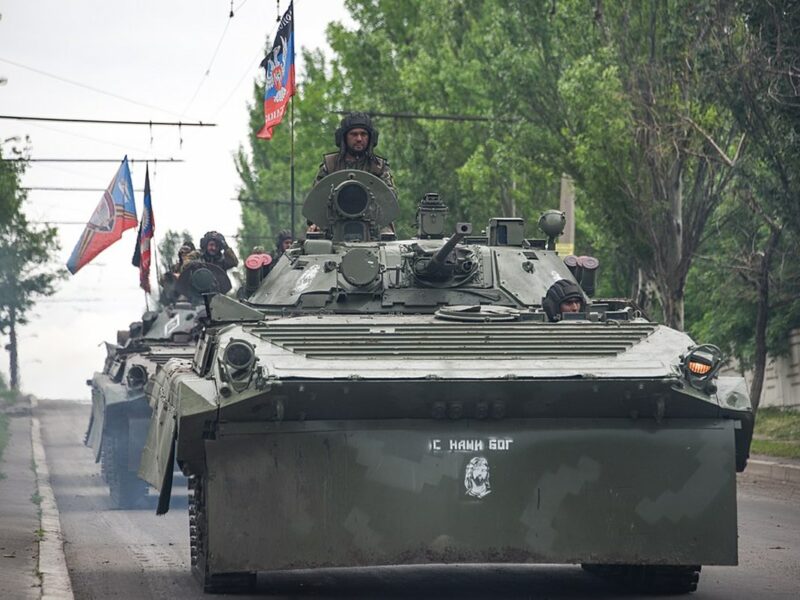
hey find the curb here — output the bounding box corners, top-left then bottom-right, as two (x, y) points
(30, 398), (74, 600)
(745, 458), (800, 484)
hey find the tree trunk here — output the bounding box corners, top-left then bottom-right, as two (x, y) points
(750, 227), (782, 413)
(8, 306), (19, 390)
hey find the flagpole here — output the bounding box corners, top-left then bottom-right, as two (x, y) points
(290, 95), (295, 238)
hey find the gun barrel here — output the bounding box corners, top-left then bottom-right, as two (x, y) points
(423, 222), (472, 276)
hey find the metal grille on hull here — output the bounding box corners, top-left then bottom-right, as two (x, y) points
(245, 322), (657, 359)
(146, 351), (194, 365)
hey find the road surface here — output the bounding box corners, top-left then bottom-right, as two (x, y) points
(39, 399), (799, 599)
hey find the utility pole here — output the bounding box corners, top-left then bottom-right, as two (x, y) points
(557, 174), (575, 255)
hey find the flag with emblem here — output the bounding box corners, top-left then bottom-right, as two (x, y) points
(256, 1), (295, 139)
(131, 165), (155, 293)
(66, 156), (137, 275)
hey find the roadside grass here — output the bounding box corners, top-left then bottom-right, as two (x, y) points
(753, 407), (800, 459)
(1, 388), (19, 406)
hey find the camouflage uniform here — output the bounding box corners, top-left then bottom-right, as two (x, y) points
(314, 153), (397, 196)
(314, 112), (397, 197)
(183, 231), (239, 272)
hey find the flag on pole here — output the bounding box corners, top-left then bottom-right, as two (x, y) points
(131, 165), (155, 293)
(66, 156), (137, 274)
(256, 1), (295, 139)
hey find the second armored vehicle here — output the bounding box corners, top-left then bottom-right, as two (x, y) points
(85, 264), (231, 508)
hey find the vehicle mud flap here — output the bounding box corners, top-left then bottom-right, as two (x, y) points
(156, 434), (176, 515)
(86, 392), (106, 462)
(203, 418), (738, 572)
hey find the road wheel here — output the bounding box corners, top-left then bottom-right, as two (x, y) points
(581, 564), (701, 594)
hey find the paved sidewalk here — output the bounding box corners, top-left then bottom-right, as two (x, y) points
(0, 406), (42, 599)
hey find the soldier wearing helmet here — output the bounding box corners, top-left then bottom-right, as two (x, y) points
(314, 112), (397, 196)
(187, 230), (238, 272)
(543, 279), (586, 322)
(274, 229), (293, 258)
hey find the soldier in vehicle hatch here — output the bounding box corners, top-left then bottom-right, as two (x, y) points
(543, 279), (586, 322)
(184, 231), (238, 272)
(273, 229), (293, 259)
(314, 112), (397, 196)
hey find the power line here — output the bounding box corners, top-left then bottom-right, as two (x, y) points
(0, 115), (215, 127)
(30, 220), (88, 225)
(0, 56), (184, 118)
(5, 158), (183, 164)
(22, 187), (145, 192)
(181, 9), (234, 117)
(334, 110), (520, 123)
(234, 197), (294, 206)
(23, 119), (156, 157)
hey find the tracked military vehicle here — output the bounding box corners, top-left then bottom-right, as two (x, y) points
(86, 264), (231, 508)
(140, 171), (753, 593)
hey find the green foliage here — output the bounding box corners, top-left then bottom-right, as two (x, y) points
(0, 149), (65, 389)
(157, 229), (193, 274)
(751, 406), (800, 458)
(0, 145), (25, 226)
(0, 211), (64, 334)
(750, 439), (800, 459)
(236, 48), (346, 254)
(237, 0), (800, 375)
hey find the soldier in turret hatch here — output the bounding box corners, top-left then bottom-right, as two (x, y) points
(273, 229), (293, 259)
(314, 112), (397, 196)
(184, 231), (238, 272)
(543, 279), (585, 322)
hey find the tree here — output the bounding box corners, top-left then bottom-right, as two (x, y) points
(685, 0), (800, 409)
(157, 228), (193, 275)
(322, 1), (748, 329)
(0, 210), (63, 390)
(1, 144), (25, 226)
(236, 47), (347, 251)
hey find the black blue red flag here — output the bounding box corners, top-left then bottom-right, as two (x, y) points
(256, 1), (295, 139)
(131, 165), (155, 293)
(66, 157), (137, 274)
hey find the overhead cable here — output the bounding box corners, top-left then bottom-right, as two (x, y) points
(5, 158), (183, 163)
(181, 9), (235, 117)
(0, 56), (184, 118)
(0, 115), (215, 127)
(334, 110), (521, 123)
(22, 187), (145, 192)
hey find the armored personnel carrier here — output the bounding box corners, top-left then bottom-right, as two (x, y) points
(140, 171), (753, 593)
(86, 265), (231, 508)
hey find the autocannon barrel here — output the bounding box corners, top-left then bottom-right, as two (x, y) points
(423, 222), (472, 277)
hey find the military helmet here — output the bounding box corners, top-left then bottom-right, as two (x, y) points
(275, 229), (293, 252)
(200, 231), (226, 253)
(543, 279), (585, 321)
(177, 240), (196, 260)
(335, 112), (379, 151)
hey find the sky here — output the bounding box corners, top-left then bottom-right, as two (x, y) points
(0, 0), (352, 398)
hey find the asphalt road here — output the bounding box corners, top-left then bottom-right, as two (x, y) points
(39, 399), (800, 599)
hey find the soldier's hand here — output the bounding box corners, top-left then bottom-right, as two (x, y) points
(217, 234), (228, 250)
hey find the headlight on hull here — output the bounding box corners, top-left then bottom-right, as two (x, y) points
(223, 340), (256, 372)
(221, 339), (257, 386)
(126, 365), (148, 390)
(681, 344), (723, 392)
